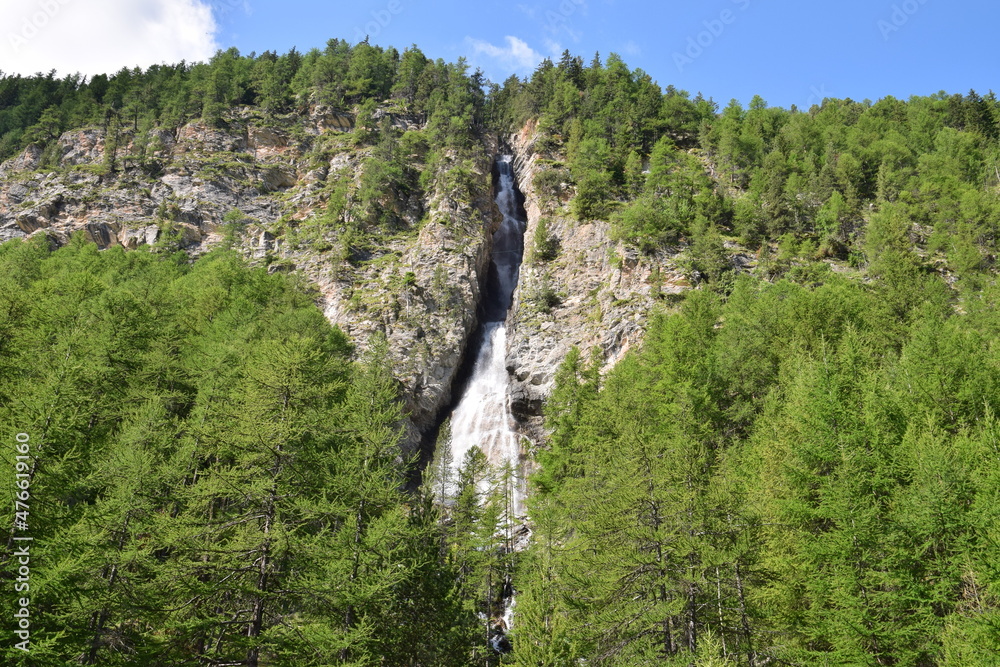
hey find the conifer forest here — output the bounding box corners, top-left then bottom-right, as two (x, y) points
(3, 40), (1000, 665)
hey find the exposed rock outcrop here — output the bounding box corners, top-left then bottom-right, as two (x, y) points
(313, 150), (500, 447)
(0, 107), (499, 456)
(505, 122), (689, 441)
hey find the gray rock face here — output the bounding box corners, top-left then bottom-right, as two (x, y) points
(58, 129), (105, 166)
(0, 108), (499, 457)
(0, 145), (42, 177)
(0, 121), (287, 253)
(314, 151), (500, 449)
(504, 121), (689, 440)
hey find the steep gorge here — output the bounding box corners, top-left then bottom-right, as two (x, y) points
(7, 45), (1000, 664)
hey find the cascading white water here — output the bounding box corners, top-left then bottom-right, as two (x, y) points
(448, 155), (526, 517)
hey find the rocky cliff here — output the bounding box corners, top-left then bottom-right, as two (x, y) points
(504, 121), (690, 441)
(0, 109), (705, 455)
(0, 107), (500, 454)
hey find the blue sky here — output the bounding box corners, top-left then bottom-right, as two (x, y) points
(2, 0), (998, 109)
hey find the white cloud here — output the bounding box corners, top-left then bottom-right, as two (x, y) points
(466, 35), (542, 74)
(0, 0), (220, 77)
(543, 38), (563, 59)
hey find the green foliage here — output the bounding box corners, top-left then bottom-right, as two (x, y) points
(686, 218), (731, 286)
(532, 166), (568, 202)
(0, 40), (483, 165)
(612, 194), (680, 250)
(607, 136), (729, 250)
(525, 270), (561, 314)
(357, 151), (410, 227)
(569, 137), (614, 220)
(519, 270), (1000, 664)
(0, 240), (475, 665)
(352, 97), (379, 144)
(530, 217), (558, 262)
(486, 56), (1000, 265)
(534, 346), (601, 495)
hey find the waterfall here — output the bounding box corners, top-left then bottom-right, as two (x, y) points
(448, 154), (526, 516)
(439, 155), (528, 654)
